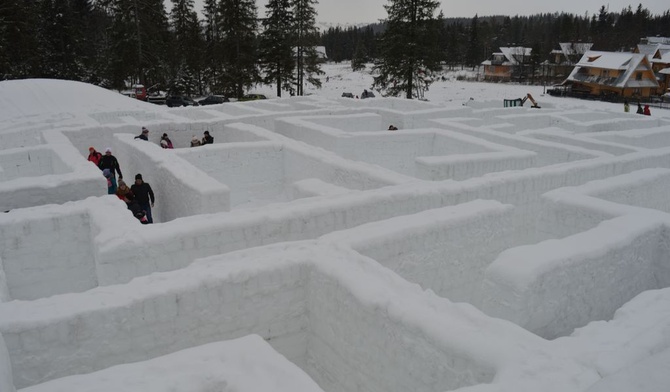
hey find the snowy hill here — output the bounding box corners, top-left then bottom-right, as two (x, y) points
(1, 68), (670, 392)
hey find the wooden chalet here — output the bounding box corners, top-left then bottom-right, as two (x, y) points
(564, 51), (659, 98)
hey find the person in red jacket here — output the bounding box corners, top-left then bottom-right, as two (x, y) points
(87, 147), (102, 166)
(643, 105), (651, 116)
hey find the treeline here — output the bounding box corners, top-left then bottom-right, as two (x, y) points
(322, 5), (670, 67)
(2, 1), (669, 95)
(0, 0), (322, 98)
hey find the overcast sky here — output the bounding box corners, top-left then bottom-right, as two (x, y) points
(181, 1), (669, 25)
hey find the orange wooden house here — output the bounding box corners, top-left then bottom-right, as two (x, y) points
(481, 47), (532, 81)
(564, 51), (659, 98)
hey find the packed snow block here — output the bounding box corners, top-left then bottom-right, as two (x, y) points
(480, 216), (669, 339)
(522, 128), (641, 156)
(322, 200), (527, 304)
(0, 244), (508, 392)
(415, 150), (537, 180)
(178, 142), (286, 208)
(0, 257), (11, 302)
(305, 267), (495, 392)
(432, 120), (605, 166)
(573, 168), (670, 213)
(178, 141), (403, 209)
(541, 169), (670, 238)
(0, 144), (105, 211)
(0, 333), (15, 392)
(220, 122), (275, 143)
(0, 206), (97, 301)
(0, 129), (43, 151)
(0, 146), (69, 181)
(20, 335), (325, 392)
(587, 126), (670, 149)
(282, 143), (407, 189)
(303, 113), (384, 133)
(94, 182), (440, 285)
(559, 287), (670, 389)
(557, 111), (662, 133)
(0, 257), (309, 389)
(332, 129), (518, 180)
(275, 117), (340, 151)
(290, 178), (351, 199)
(114, 134), (230, 222)
(404, 106), (473, 129)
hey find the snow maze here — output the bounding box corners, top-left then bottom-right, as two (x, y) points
(2, 91), (670, 392)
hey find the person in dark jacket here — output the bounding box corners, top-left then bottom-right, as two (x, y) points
(130, 173), (155, 224)
(636, 103), (644, 114)
(134, 127), (149, 140)
(202, 130), (214, 145)
(98, 148), (123, 193)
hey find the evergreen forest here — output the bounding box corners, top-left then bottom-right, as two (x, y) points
(1, 1), (669, 96)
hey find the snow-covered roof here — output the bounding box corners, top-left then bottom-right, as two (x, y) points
(566, 51), (659, 89)
(644, 36), (670, 45)
(637, 43), (670, 59)
(559, 42), (593, 57)
(500, 47), (532, 65)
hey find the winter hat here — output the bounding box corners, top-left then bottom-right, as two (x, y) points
(142, 127), (148, 133)
(105, 147), (112, 153)
(118, 179), (126, 187)
(204, 131), (210, 135)
(162, 133), (168, 137)
(135, 173), (143, 180)
(88, 146), (95, 152)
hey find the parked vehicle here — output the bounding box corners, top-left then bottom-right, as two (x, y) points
(120, 84), (148, 101)
(133, 84), (147, 101)
(239, 94), (267, 102)
(198, 95), (229, 105)
(166, 96), (199, 107)
(361, 89), (375, 99)
(341, 92), (354, 98)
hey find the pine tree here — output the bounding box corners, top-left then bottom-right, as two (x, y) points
(217, 0), (259, 99)
(202, 0), (222, 92)
(169, 0), (204, 95)
(293, 0), (323, 95)
(0, 0), (40, 79)
(259, 0), (296, 97)
(351, 41), (366, 71)
(373, 0), (443, 99)
(466, 14), (481, 69)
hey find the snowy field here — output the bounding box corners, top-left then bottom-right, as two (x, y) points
(1, 63), (670, 391)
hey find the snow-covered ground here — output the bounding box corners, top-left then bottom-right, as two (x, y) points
(1, 63), (670, 392)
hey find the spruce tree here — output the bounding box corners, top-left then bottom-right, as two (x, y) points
(293, 0), (323, 95)
(169, 0), (204, 95)
(0, 0), (40, 79)
(351, 41), (366, 71)
(373, 0), (443, 99)
(259, 0), (296, 97)
(466, 14), (482, 70)
(217, 0), (259, 99)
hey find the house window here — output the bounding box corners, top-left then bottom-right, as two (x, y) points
(636, 73), (642, 81)
(600, 70), (609, 77)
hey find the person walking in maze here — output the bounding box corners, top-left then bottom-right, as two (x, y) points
(98, 148), (123, 194)
(131, 173), (155, 224)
